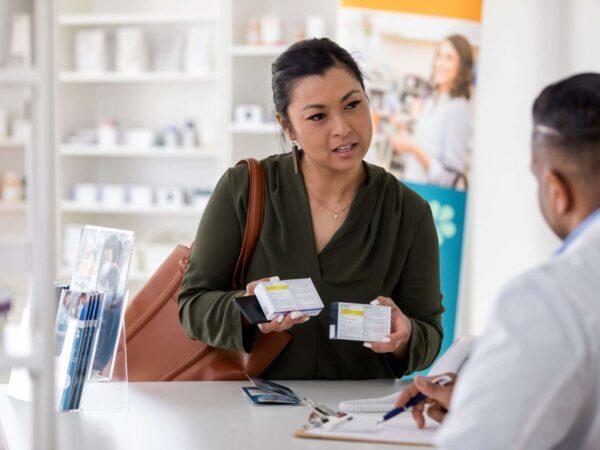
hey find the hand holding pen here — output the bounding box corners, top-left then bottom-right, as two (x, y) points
(379, 373), (456, 428)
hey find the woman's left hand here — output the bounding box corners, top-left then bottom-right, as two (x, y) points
(364, 296), (412, 357)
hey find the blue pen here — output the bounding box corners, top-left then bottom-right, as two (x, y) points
(377, 374), (453, 425)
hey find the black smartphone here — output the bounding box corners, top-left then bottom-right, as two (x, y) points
(233, 295), (270, 325)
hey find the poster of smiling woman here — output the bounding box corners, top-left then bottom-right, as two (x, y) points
(338, 0), (483, 361)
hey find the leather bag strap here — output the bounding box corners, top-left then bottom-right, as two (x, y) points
(232, 158), (265, 291)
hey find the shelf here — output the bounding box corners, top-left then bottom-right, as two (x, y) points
(59, 144), (218, 158)
(0, 68), (37, 85)
(0, 139), (26, 150)
(231, 45), (289, 57)
(59, 71), (217, 84)
(230, 122), (280, 135)
(0, 202), (26, 212)
(58, 13), (218, 26)
(61, 201), (206, 216)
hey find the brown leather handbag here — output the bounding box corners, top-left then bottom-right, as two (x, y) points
(123, 159), (290, 381)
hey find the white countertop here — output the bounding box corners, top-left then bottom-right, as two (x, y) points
(0, 379), (434, 450)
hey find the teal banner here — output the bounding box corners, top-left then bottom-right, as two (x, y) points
(405, 182), (467, 376)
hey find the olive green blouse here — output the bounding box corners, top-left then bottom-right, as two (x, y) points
(178, 153), (443, 380)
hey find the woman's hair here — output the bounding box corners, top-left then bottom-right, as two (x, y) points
(271, 38), (366, 126)
(532, 73), (600, 177)
(437, 34), (474, 100)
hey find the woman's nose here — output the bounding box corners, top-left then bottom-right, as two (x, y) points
(331, 113), (352, 137)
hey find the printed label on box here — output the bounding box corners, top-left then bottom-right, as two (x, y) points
(329, 302), (391, 342)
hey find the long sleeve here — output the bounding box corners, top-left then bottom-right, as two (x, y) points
(428, 100), (471, 187)
(178, 168), (248, 351)
(387, 202), (444, 376)
(435, 274), (589, 450)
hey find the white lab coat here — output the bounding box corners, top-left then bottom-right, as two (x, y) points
(435, 215), (600, 450)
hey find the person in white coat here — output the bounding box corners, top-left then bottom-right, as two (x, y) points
(394, 73), (600, 450)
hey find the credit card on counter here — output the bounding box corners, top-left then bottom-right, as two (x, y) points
(242, 386), (302, 405)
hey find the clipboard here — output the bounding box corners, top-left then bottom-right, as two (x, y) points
(294, 415), (436, 447)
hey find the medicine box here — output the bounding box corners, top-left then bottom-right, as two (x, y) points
(329, 302), (391, 342)
(254, 278), (324, 321)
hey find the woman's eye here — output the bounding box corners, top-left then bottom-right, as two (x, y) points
(308, 113), (326, 121)
(345, 100), (361, 110)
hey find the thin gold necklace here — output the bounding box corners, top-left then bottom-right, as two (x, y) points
(306, 188), (353, 220)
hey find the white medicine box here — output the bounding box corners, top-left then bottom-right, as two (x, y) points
(254, 278), (324, 321)
(329, 302), (391, 342)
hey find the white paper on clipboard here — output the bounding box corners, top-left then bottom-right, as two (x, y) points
(296, 414), (437, 447)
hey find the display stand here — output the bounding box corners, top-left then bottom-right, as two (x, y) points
(8, 288), (129, 413)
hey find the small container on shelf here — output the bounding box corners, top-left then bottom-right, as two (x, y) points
(75, 29), (108, 72)
(1, 172), (25, 202)
(128, 185), (153, 206)
(99, 184), (127, 207)
(98, 118), (119, 147)
(182, 120), (200, 148)
(72, 183), (99, 204)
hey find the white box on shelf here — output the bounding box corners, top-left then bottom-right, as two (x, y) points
(128, 185), (153, 206)
(156, 186), (184, 207)
(124, 128), (154, 147)
(100, 184), (127, 206)
(75, 29), (107, 72)
(184, 28), (212, 74)
(151, 30), (183, 72)
(260, 15), (281, 45)
(235, 104), (263, 125)
(72, 183), (99, 204)
(115, 27), (147, 73)
(98, 119), (118, 147)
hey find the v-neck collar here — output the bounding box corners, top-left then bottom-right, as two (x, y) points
(290, 154), (376, 259)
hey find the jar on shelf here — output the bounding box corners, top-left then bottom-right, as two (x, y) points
(1, 172), (24, 202)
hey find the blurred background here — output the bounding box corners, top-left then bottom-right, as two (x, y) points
(1, 0), (600, 380)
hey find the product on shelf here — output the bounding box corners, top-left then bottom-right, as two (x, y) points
(1, 172), (25, 202)
(184, 28), (213, 74)
(115, 27), (147, 73)
(75, 29), (108, 72)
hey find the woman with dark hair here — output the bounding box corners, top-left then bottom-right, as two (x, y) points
(390, 34), (474, 188)
(179, 38), (443, 380)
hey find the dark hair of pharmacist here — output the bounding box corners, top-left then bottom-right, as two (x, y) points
(532, 72), (600, 182)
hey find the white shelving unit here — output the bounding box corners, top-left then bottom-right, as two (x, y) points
(55, 0), (226, 293)
(59, 71), (217, 83)
(61, 200), (205, 216)
(58, 13), (218, 26)
(59, 143), (218, 158)
(0, 0), (58, 447)
(226, 0), (338, 165)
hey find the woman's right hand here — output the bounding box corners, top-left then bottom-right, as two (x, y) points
(244, 277), (310, 334)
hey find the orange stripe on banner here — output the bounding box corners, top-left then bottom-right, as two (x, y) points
(340, 0), (482, 22)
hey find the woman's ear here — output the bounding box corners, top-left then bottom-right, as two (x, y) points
(546, 169), (573, 216)
(275, 112), (295, 141)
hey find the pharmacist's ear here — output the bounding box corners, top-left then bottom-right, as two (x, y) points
(276, 112), (295, 141)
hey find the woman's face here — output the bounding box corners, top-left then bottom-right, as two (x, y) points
(282, 66), (372, 174)
(433, 40), (460, 91)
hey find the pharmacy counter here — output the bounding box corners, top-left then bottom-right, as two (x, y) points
(0, 379), (432, 450)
